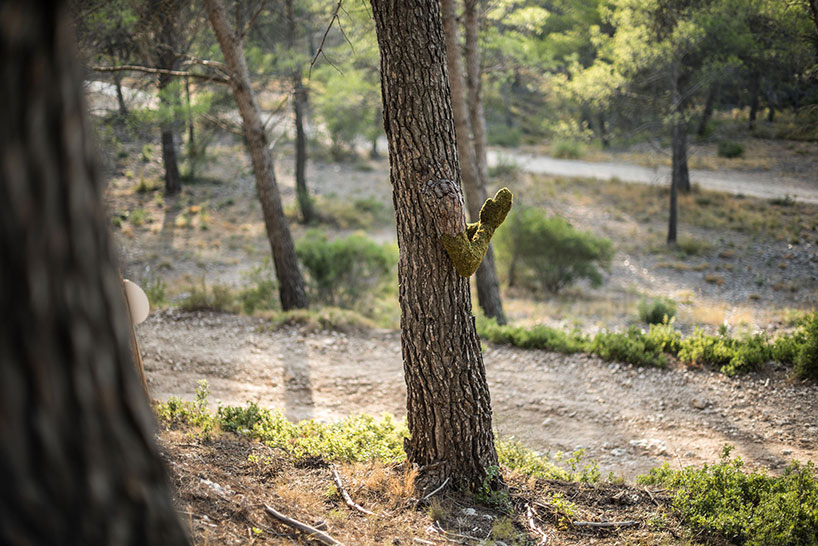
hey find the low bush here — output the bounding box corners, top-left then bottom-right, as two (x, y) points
(237, 259), (278, 314)
(497, 208), (613, 294)
(795, 312), (818, 379)
(590, 327), (668, 367)
(296, 231), (396, 309)
(638, 297), (677, 325)
(179, 277), (237, 313)
(551, 139), (585, 159)
(717, 140), (745, 158)
(476, 316), (587, 354)
(677, 326), (770, 376)
(639, 446), (818, 546)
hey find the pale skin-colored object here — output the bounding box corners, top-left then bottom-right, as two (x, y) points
(440, 187), (513, 277)
(123, 279), (150, 324)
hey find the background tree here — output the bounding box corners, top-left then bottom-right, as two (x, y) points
(440, 0), (506, 324)
(205, 0), (307, 310)
(0, 2), (189, 543)
(370, 0), (501, 491)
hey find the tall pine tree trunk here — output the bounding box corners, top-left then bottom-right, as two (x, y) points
(0, 3), (189, 543)
(670, 63), (690, 195)
(205, 0), (307, 310)
(371, 0), (499, 491)
(286, 0), (314, 224)
(444, 0), (506, 325)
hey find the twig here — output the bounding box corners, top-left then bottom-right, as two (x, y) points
(240, 0), (267, 39)
(644, 487), (661, 508)
(331, 465), (374, 515)
(420, 477), (450, 503)
(263, 504), (344, 545)
(431, 523), (483, 542)
(572, 520), (638, 529)
(90, 64), (230, 84)
(525, 504), (549, 546)
(309, 0), (345, 77)
(412, 539), (435, 545)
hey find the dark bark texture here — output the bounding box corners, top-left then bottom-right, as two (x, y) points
(0, 3), (189, 544)
(286, 0), (314, 224)
(205, 0), (307, 310)
(442, 0), (506, 325)
(370, 0), (499, 491)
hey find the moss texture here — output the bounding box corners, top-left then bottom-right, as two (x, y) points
(441, 187), (512, 277)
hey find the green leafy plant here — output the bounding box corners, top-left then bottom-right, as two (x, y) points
(551, 138), (585, 159)
(296, 231), (396, 309)
(475, 465), (512, 512)
(590, 327), (668, 367)
(639, 445), (818, 546)
(717, 140), (744, 158)
(179, 277), (238, 313)
(678, 326), (770, 376)
(237, 259), (278, 315)
(638, 297), (677, 325)
(794, 312), (818, 380)
(155, 380), (215, 436)
(143, 274), (167, 309)
(476, 316), (587, 354)
(497, 208), (613, 293)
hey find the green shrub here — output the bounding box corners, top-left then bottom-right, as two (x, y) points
(678, 326), (770, 376)
(772, 330), (807, 365)
(639, 446), (818, 546)
(638, 297), (677, 325)
(498, 208), (613, 293)
(155, 380), (215, 435)
(296, 231), (396, 308)
(795, 312), (818, 380)
(590, 327), (668, 367)
(143, 274), (167, 309)
(476, 316), (587, 354)
(552, 139), (585, 159)
(179, 278), (238, 313)
(717, 141), (745, 158)
(238, 259), (278, 314)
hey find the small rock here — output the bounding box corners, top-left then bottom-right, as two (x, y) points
(691, 398), (707, 410)
(782, 449), (793, 456)
(461, 508), (477, 517)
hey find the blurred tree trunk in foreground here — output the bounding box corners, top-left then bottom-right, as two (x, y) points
(370, 0), (500, 491)
(205, 0), (308, 310)
(0, 2), (189, 544)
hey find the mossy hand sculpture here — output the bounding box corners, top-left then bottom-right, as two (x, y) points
(441, 187), (512, 277)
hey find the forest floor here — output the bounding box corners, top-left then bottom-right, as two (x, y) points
(102, 130), (818, 543)
(102, 130), (818, 483)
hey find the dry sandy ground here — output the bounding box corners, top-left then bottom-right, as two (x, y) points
(139, 309), (818, 482)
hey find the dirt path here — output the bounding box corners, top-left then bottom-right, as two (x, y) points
(488, 149), (818, 204)
(140, 309), (818, 482)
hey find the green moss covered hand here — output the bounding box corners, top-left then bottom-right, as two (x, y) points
(441, 187), (512, 277)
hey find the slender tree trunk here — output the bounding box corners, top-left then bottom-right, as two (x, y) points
(766, 89), (776, 123)
(185, 74), (195, 160)
(114, 72), (128, 115)
(668, 126), (679, 246)
(697, 83), (717, 136)
(286, 0), (314, 224)
(0, 4), (189, 544)
(205, 0), (307, 310)
(370, 0), (499, 491)
(448, 0), (506, 324)
(806, 0), (818, 37)
(157, 13), (182, 195)
(670, 64), (690, 194)
(748, 74), (760, 130)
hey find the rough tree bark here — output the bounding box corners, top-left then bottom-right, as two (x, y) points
(668, 61), (687, 244)
(0, 3), (189, 544)
(697, 83), (717, 136)
(442, 0), (506, 325)
(286, 0), (314, 224)
(205, 0), (307, 310)
(370, 0), (500, 491)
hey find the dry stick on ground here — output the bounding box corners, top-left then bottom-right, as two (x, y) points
(413, 476), (450, 508)
(263, 504), (344, 546)
(331, 465), (374, 516)
(572, 520), (639, 529)
(526, 504), (549, 546)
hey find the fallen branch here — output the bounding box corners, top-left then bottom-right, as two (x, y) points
(526, 504), (549, 545)
(331, 465), (374, 516)
(572, 520), (638, 529)
(90, 64), (230, 84)
(263, 503), (344, 545)
(421, 477), (450, 503)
